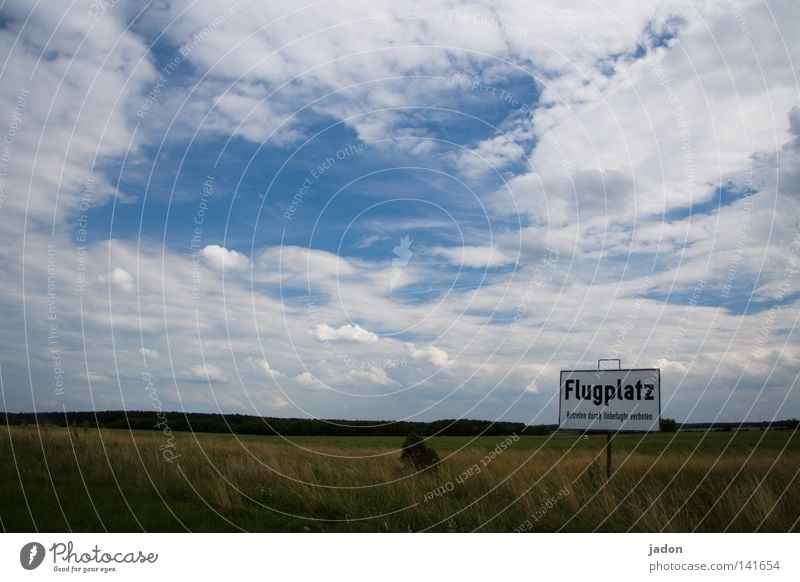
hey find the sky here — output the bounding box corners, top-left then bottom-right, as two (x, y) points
(0, 0), (799, 424)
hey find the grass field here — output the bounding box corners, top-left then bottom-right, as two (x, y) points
(1, 426), (798, 532)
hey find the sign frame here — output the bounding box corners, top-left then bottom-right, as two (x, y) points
(558, 367), (662, 433)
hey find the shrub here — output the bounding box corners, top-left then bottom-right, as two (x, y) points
(660, 418), (678, 432)
(400, 432), (440, 471)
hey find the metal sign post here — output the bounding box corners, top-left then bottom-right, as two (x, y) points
(599, 359), (619, 482)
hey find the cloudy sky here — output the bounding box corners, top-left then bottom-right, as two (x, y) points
(0, 0), (798, 424)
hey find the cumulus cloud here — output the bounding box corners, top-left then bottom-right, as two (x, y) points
(256, 246), (356, 285)
(311, 323), (379, 343)
(408, 344), (450, 367)
(0, 1), (154, 224)
(188, 364), (228, 382)
(525, 382), (540, 394)
(260, 392), (289, 409)
(247, 356), (281, 377)
(343, 367), (398, 387)
(293, 371), (328, 391)
(200, 245), (250, 271)
(455, 132), (529, 179)
(98, 268), (135, 294)
(656, 358), (689, 375)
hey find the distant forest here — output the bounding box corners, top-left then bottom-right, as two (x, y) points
(1, 410), (553, 436)
(2, 410), (797, 436)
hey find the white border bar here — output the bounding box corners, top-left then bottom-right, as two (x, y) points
(1, 533), (797, 581)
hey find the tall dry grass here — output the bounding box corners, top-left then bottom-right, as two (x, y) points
(0, 425), (797, 532)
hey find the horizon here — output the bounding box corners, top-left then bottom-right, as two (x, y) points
(4, 408), (798, 427)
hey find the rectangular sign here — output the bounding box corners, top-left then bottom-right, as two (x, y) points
(559, 368), (661, 432)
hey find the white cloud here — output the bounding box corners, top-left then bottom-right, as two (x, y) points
(0, 1), (155, 223)
(432, 245), (517, 268)
(311, 323), (379, 343)
(408, 344), (450, 367)
(524, 4), (799, 228)
(201, 245), (250, 271)
(259, 391), (289, 409)
(139, 348), (160, 360)
(656, 358), (689, 375)
(188, 364), (228, 382)
(84, 371), (111, 383)
(354, 234), (388, 249)
(247, 356), (281, 377)
(456, 132), (528, 179)
(344, 367), (398, 387)
(256, 246), (356, 287)
(293, 371), (328, 391)
(98, 268), (135, 294)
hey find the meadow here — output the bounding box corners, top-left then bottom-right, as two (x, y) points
(1, 425), (798, 532)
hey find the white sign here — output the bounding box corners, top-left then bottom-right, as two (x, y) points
(559, 368), (661, 432)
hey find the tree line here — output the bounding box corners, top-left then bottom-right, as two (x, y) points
(4, 411), (795, 436)
(1, 410), (556, 437)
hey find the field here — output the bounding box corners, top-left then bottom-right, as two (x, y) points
(1, 426), (798, 532)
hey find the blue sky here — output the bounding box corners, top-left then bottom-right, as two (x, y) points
(1, 0), (799, 424)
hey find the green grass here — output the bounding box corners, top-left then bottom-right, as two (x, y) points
(173, 427), (797, 453)
(1, 426), (798, 532)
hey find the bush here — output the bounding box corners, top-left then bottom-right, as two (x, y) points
(400, 432), (440, 471)
(660, 418), (678, 432)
